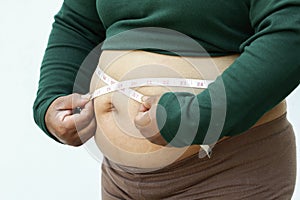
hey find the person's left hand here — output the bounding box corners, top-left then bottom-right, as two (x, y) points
(134, 95), (168, 146)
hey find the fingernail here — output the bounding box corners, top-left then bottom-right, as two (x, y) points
(81, 93), (91, 100)
(141, 111), (148, 119)
(136, 112), (151, 126)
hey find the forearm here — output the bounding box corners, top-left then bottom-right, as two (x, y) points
(33, 0), (105, 141)
(157, 0), (300, 147)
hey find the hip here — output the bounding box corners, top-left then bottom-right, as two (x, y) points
(102, 113), (296, 199)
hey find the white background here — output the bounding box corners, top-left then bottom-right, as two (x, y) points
(0, 1), (299, 199)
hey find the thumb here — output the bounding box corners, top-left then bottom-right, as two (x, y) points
(57, 93), (91, 110)
(141, 96), (156, 109)
(134, 111), (151, 127)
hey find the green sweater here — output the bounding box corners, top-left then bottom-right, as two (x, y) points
(33, 0), (300, 146)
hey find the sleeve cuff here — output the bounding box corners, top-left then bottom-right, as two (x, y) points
(33, 95), (65, 144)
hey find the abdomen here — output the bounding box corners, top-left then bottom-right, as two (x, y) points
(90, 50), (239, 169)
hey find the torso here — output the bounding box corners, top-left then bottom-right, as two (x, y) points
(90, 50), (286, 169)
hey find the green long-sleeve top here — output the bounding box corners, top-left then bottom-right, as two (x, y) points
(33, 0), (300, 145)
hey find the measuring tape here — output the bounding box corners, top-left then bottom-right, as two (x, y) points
(91, 67), (214, 102)
(91, 67), (215, 158)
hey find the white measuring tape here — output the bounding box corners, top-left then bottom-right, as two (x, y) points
(91, 67), (214, 102)
(91, 67), (215, 158)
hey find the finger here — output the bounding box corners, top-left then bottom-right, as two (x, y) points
(136, 121), (160, 139)
(138, 103), (150, 112)
(137, 104), (158, 127)
(53, 100), (94, 141)
(76, 118), (96, 144)
(134, 112), (160, 138)
(141, 96), (156, 109)
(137, 125), (157, 138)
(64, 101), (95, 131)
(45, 107), (74, 139)
(56, 110), (73, 121)
(134, 111), (151, 127)
(62, 118), (96, 147)
(49, 123), (78, 145)
(56, 93), (91, 110)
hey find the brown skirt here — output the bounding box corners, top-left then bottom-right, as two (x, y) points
(101, 113), (296, 200)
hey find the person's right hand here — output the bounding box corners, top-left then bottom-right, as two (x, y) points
(45, 93), (96, 146)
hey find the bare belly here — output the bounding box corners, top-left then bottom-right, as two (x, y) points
(90, 50), (286, 169)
